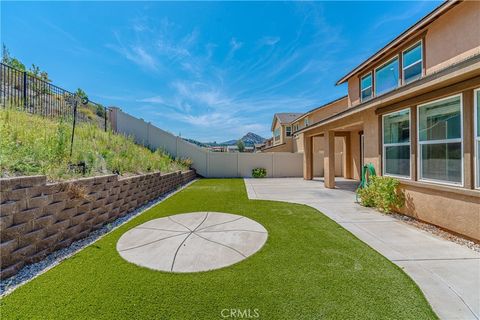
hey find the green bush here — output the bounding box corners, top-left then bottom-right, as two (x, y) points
(357, 176), (405, 213)
(252, 168), (267, 178)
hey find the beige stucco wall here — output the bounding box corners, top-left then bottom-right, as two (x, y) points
(308, 98), (349, 124)
(305, 108), (381, 175)
(293, 133), (304, 153)
(350, 130), (362, 180)
(303, 101), (479, 241)
(271, 122), (295, 146)
(272, 121), (283, 145)
(346, 1), (480, 108)
(398, 185), (480, 241)
(293, 97), (349, 130)
(426, 1), (480, 74)
(263, 138), (293, 152)
(348, 76), (360, 107)
(362, 109), (381, 173)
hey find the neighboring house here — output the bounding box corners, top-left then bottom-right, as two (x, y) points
(264, 138), (273, 149)
(296, 0), (479, 241)
(263, 113), (303, 152)
(263, 98), (349, 176)
(227, 145), (239, 152)
(291, 96), (349, 153)
(254, 143), (265, 152)
(209, 146), (228, 152)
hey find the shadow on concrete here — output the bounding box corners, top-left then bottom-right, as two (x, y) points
(313, 178), (359, 192)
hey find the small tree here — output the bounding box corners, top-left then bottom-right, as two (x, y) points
(2, 44), (26, 71)
(75, 88), (88, 100)
(28, 64), (51, 82)
(2, 44), (51, 82)
(236, 139), (245, 152)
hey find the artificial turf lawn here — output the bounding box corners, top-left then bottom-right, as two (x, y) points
(0, 179), (437, 319)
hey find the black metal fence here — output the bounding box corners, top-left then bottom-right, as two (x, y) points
(0, 62), (108, 130)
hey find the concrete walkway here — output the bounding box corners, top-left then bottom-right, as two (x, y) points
(245, 178), (480, 320)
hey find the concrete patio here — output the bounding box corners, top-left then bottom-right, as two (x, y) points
(116, 212), (268, 273)
(245, 177), (480, 320)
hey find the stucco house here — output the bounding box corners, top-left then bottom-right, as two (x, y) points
(263, 113), (303, 152)
(265, 0), (480, 241)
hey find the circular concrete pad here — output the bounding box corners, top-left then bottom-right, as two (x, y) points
(117, 212), (268, 272)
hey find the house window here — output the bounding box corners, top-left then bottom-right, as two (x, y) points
(475, 88), (480, 188)
(304, 118), (309, 127)
(286, 126), (292, 137)
(273, 128), (281, 142)
(375, 57), (399, 96)
(418, 95), (463, 185)
(361, 73), (372, 101)
(383, 109), (410, 178)
(403, 41), (423, 84)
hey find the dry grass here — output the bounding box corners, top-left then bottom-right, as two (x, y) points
(0, 107), (188, 180)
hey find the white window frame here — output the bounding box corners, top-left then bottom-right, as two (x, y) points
(402, 40), (423, 85)
(474, 88), (480, 189)
(382, 108), (411, 179)
(374, 56), (400, 97)
(304, 118), (309, 127)
(417, 94), (464, 187)
(360, 72), (373, 102)
(273, 128), (281, 144)
(286, 126), (292, 137)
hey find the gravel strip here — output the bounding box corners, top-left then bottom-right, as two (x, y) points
(390, 212), (480, 253)
(0, 179), (198, 297)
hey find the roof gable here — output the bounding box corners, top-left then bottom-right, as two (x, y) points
(271, 113), (304, 131)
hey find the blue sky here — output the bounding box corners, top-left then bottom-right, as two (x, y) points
(2, 1), (441, 142)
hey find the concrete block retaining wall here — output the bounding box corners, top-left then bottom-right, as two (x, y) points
(0, 170), (196, 279)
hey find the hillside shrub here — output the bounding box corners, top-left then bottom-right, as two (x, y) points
(357, 176), (405, 213)
(0, 107), (188, 180)
(78, 107), (96, 120)
(177, 157), (193, 169)
(252, 168), (267, 178)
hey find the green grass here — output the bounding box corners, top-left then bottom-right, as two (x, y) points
(0, 107), (187, 180)
(0, 179), (436, 319)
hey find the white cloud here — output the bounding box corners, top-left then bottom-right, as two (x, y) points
(230, 38), (243, 51)
(105, 4), (348, 141)
(372, 2), (430, 30)
(259, 36), (280, 46)
(131, 46), (157, 69)
(107, 32), (158, 71)
(138, 96), (165, 104)
(227, 37), (243, 59)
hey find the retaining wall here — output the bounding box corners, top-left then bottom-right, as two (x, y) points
(0, 170), (196, 279)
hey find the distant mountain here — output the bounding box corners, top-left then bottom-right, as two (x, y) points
(221, 140), (237, 146)
(235, 132), (266, 146)
(183, 132), (266, 147)
(183, 138), (209, 148)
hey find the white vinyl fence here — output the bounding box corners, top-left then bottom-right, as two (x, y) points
(110, 108), (342, 178)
